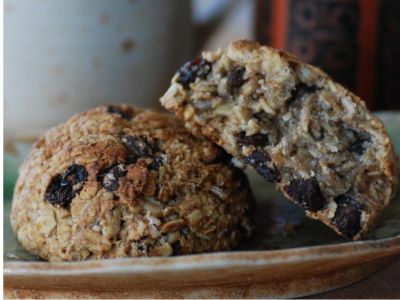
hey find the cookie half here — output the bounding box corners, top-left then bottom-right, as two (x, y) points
(11, 104), (253, 261)
(160, 40), (397, 240)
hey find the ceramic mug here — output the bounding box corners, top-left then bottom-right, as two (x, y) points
(4, 0), (196, 139)
(4, 0), (232, 195)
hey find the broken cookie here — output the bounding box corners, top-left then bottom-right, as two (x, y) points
(160, 40), (397, 240)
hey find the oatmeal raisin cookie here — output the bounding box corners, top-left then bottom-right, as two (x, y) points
(160, 40), (397, 240)
(11, 104), (253, 261)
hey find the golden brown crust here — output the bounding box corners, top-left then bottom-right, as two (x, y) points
(11, 104), (253, 261)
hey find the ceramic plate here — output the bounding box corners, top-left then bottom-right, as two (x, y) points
(4, 113), (400, 298)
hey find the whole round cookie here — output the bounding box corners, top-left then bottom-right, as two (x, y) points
(11, 105), (253, 261)
(160, 40), (397, 240)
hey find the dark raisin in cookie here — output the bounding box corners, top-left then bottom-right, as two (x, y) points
(10, 104), (253, 261)
(160, 40), (397, 240)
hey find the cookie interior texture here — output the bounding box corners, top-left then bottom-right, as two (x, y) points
(10, 105), (253, 261)
(160, 40), (397, 240)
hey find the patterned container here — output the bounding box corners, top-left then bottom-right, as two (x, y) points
(256, 0), (400, 110)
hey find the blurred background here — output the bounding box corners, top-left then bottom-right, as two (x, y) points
(4, 0), (400, 196)
(257, 0), (400, 112)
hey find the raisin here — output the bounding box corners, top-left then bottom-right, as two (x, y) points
(208, 150), (233, 165)
(228, 66), (246, 90)
(101, 164), (127, 192)
(45, 175), (63, 204)
(252, 111), (270, 123)
(284, 178), (325, 211)
(287, 82), (319, 106)
(171, 241), (182, 255)
(236, 131), (269, 147)
(148, 155), (165, 170)
(333, 194), (363, 238)
(64, 164), (88, 184)
(243, 151), (280, 182)
(106, 106), (133, 120)
(177, 58), (212, 87)
(122, 135), (159, 162)
(44, 164), (88, 207)
(349, 130), (371, 156)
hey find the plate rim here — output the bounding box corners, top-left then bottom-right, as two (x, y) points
(4, 235), (400, 276)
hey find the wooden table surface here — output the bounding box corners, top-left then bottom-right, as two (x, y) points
(308, 256), (400, 299)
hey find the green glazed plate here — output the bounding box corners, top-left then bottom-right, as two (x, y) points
(4, 112), (400, 298)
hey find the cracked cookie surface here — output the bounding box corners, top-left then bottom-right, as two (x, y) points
(10, 104), (253, 261)
(160, 40), (397, 240)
